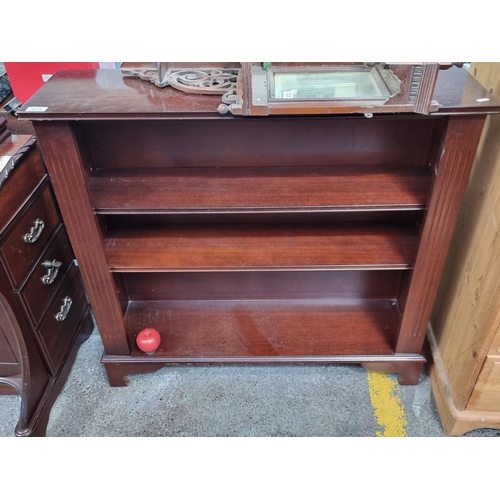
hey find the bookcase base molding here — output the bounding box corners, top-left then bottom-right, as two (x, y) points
(101, 356), (426, 388)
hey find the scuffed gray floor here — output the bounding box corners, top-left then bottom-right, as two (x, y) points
(1, 329), (499, 437)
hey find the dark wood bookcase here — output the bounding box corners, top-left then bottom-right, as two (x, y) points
(19, 67), (500, 387)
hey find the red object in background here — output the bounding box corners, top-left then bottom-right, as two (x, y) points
(3, 62), (99, 103)
(136, 328), (161, 354)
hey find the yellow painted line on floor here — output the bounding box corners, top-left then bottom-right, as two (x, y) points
(367, 371), (408, 437)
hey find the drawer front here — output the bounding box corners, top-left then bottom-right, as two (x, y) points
(467, 355), (500, 412)
(38, 265), (88, 370)
(22, 228), (75, 326)
(0, 145), (47, 234)
(1, 186), (60, 285)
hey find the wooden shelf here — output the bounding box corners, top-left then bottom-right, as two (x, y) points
(105, 222), (418, 271)
(90, 165), (431, 213)
(125, 299), (400, 359)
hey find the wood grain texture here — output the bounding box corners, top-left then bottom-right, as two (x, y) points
(15, 308), (93, 437)
(431, 63), (500, 411)
(490, 325), (500, 355)
(21, 226), (74, 326)
(0, 135), (34, 188)
(414, 63), (440, 115)
(124, 299), (400, 358)
(428, 325), (500, 435)
(90, 165), (431, 213)
(37, 265), (89, 374)
(466, 355), (500, 411)
(432, 66), (500, 114)
(101, 353), (426, 387)
(33, 121), (129, 355)
(396, 115), (486, 353)
(105, 222), (418, 272)
(85, 117), (434, 169)
(0, 145), (46, 233)
(123, 270), (404, 302)
(1, 185), (60, 285)
(17, 68), (500, 120)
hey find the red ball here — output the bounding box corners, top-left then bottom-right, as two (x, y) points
(136, 328), (161, 354)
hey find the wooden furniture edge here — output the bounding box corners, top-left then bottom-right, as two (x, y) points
(100, 353), (426, 387)
(396, 115), (486, 354)
(428, 324), (500, 435)
(14, 308), (93, 437)
(33, 121), (128, 356)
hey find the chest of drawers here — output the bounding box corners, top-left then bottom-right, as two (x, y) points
(0, 119), (94, 436)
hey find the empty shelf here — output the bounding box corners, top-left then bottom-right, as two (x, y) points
(105, 222), (418, 271)
(125, 299), (400, 359)
(90, 165), (431, 213)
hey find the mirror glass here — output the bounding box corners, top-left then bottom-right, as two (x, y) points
(272, 70), (388, 100)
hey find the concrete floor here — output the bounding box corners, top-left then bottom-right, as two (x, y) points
(1, 328), (500, 437)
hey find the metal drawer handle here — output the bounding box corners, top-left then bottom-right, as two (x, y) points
(55, 296), (72, 322)
(24, 218), (45, 244)
(42, 259), (62, 285)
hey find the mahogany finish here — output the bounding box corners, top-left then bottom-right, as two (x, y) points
(123, 270), (404, 301)
(1, 186), (60, 284)
(123, 299), (399, 357)
(21, 228), (74, 325)
(0, 139), (46, 232)
(90, 165), (431, 213)
(20, 68), (500, 389)
(104, 222), (418, 272)
(33, 122), (129, 356)
(0, 132), (93, 436)
(84, 117), (435, 168)
(396, 116), (486, 353)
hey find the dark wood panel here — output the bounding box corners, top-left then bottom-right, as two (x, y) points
(21, 227), (74, 326)
(85, 117), (435, 169)
(0, 323), (18, 364)
(0, 292), (29, 380)
(37, 265), (88, 372)
(104, 211), (418, 228)
(0, 269), (51, 432)
(17, 68), (500, 120)
(433, 66), (500, 114)
(0, 141), (46, 233)
(34, 121), (129, 356)
(105, 222), (418, 271)
(19, 70), (224, 119)
(124, 270), (405, 302)
(1, 186), (60, 285)
(90, 165), (432, 213)
(125, 299), (399, 358)
(397, 115), (487, 352)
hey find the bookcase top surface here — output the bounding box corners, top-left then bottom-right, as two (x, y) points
(18, 67), (500, 120)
